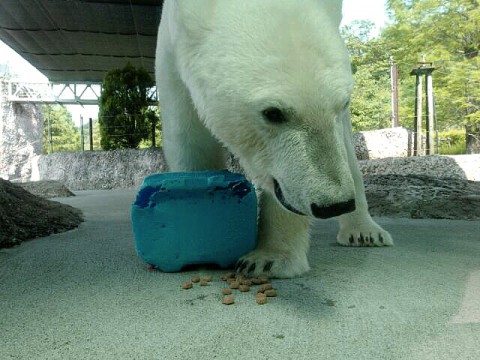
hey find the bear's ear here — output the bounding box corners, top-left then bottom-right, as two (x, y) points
(320, 0), (343, 27)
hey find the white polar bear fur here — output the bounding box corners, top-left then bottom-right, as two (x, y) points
(156, 0), (393, 278)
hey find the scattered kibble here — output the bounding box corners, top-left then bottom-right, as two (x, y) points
(182, 272), (278, 305)
(222, 296), (235, 305)
(256, 293), (268, 305)
(182, 282), (193, 289)
(264, 289), (277, 297)
(146, 264), (156, 270)
(221, 288), (233, 295)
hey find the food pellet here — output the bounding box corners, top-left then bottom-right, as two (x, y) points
(256, 293), (268, 305)
(222, 296), (235, 305)
(199, 280), (208, 286)
(257, 283), (273, 293)
(240, 279), (252, 286)
(191, 277), (200, 283)
(239, 285), (250, 292)
(258, 276), (269, 284)
(229, 281), (240, 289)
(221, 288), (233, 295)
(265, 289), (277, 297)
(202, 275), (213, 282)
(251, 278), (264, 285)
(146, 264), (156, 270)
(226, 272), (236, 279)
(182, 282), (193, 289)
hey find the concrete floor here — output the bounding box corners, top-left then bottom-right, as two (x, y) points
(1, 189), (479, 360)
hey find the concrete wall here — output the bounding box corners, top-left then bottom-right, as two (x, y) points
(31, 147), (479, 190)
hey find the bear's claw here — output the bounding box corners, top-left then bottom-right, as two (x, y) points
(235, 249), (310, 278)
(337, 220), (394, 247)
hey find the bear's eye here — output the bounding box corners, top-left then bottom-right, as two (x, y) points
(262, 107), (287, 124)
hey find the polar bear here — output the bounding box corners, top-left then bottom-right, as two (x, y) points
(155, 0), (393, 278)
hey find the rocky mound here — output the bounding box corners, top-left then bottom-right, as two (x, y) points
(0, 179), (83, 248)
(365, 174), (480, 220)
(15, 180), (75, 199)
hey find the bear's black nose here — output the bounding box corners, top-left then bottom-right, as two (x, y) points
(310, 199), (356, 219)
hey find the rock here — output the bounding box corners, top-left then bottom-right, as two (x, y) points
(353, 127), (410, 160)
(0, 80), (43, 182)
(34, 148), (168, 190)
(364, 174), (480, 220)
(0, 178), (83, 248)
(15, 180), (75, 199)
(360, 155), (480, 181)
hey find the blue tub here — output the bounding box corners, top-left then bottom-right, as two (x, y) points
(131, 170), (257, 272)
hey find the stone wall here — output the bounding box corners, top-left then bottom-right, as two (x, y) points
(33, 148), (168, 190)
(353, 127), (411, 160)
(0, 80), (43, 181)
(31, 147), (479, 190)
(360, 155), (480, 181)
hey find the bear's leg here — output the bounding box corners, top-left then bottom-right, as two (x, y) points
(336, 114), (394, 247)
(236, 190), (311, 278)
(158, 59), (225, 171)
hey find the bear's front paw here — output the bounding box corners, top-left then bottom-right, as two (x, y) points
(235, 249), (310, 279)
(337, 219), (394, 247)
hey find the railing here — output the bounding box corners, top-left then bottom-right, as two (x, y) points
(6, 80), (157, 105)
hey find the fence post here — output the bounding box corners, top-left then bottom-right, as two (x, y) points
(410, 61), (436, 156)
(151, 118), (156, 148)
(390, 56), (399, 128)
(89, 117), (93, 151)
(80, 115), (84, 152)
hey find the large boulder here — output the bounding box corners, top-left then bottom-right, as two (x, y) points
(0, 80), (44, 181)
(353, 127), (410, 160)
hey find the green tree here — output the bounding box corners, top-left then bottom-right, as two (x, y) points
(341, 21), (392, 131)
(384, 0), (480, 152)
(99, 63), (159, 150)
(42, 104), (80, 153)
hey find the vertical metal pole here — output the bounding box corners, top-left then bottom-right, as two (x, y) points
(390, 57), (399, 127)
(425, 72), (435, 155)
(80, 115), (84, 152)
(151, 118), (156, 148)
(47, 106), (53, 154)
(89, 118), (94, 151)
(414, 74), (423, 156)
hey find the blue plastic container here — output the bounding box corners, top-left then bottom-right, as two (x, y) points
(131, 170), (257, 272)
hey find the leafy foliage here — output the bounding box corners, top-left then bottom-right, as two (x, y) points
(42, 104), (80, 153)
(342, 21), (392, 131)
(341, 1), (479, 152)
(99, 63), (159, 150)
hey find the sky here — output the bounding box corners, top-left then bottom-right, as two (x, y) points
(0, 0), (388, 126)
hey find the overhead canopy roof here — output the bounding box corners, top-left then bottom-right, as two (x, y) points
(0, 0), (163, 83)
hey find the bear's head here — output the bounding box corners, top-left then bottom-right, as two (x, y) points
(184, 0), (356, 218)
